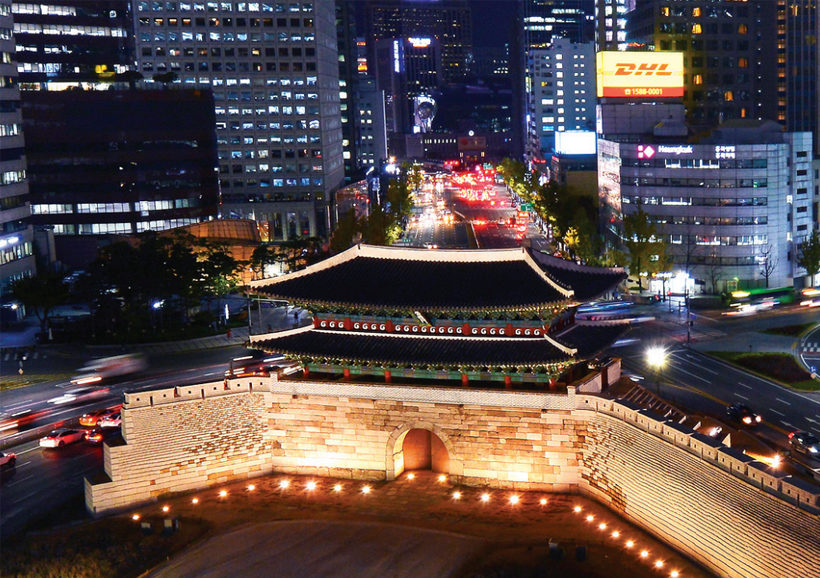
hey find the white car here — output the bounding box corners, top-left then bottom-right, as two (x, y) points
(0, 451), (16, 467)
(40, 428), (85, 448)
(99, 413), (121, 428)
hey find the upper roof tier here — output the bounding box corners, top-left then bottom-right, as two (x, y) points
(249, 245), (624, 312)
(250, 245), (571, 311)
(529, 251), (627, 302)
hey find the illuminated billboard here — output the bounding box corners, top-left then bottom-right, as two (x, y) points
(596, 52), (684, 98)
(555, 131), (596, 155)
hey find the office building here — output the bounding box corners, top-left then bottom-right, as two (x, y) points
(23, 89), (219, 269)
(356, 76), (387, 169)
(365, 0), (471, 83)
(336, 0), (359, 182)
(625, 0), (779, 126)
(373, 36), (441, 136)
(527, 38), (595, 164)
(134, 0), (344, 240)
(13, 0), (133, 90)
(599, 121), (813, 289)
(0, 0), (34, 292)
(523, 0), (595, 49)
(594, 0), (628, 51)
(469, 46), (508, 78)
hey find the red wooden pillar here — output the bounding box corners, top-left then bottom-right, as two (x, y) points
(384, 369), (392, 383)
(504, 375), (512, 390)
(461, 373), (469, 387)
(303, 367), (310, 377)
(343, 368), (351, 379)
(549, 377), (557, 390)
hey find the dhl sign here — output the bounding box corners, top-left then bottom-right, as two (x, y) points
(596, 52), (684, 98)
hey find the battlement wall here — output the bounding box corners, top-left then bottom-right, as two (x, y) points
(86, 380), (820, 578)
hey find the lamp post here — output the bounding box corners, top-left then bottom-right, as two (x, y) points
(646, 346), (667, 397)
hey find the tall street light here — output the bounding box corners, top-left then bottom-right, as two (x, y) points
(646, 346), (667, 397)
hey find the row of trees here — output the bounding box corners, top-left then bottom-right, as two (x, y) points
(497, 158), (605, 267)
(10, 231), (326, 343)
(329, 164), (420, 253)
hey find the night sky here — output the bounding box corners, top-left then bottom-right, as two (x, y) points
(470, 0), (517, 47)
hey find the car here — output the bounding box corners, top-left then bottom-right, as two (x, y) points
(789, 431), (820, 457)
(99, 413), (121, 428)
(84, 428), (121, 445)
(726, 403), (762, 426)
(0, 451), (16, 467)
(40, 428), (85, 448)
(79, 408), (119, 427)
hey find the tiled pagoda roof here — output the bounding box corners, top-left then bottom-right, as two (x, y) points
(530, 251), (627, 302)
(253, 327), (572, 367)
(552, 323), (631, 358)
(249, 245), (576, 311)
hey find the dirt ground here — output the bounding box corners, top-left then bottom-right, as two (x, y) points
(134, 470), (714, 578)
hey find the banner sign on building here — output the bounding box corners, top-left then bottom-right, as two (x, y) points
(596, 52), (684, 98)
(458, 136), (486, 151)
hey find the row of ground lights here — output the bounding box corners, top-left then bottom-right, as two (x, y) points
(574, 505), (682, 577)
(130, 476), (683, 576)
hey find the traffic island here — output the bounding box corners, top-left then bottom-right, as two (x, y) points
(707, 351), (820, 391)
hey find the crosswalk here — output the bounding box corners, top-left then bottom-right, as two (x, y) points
(803, 341), (820, 353)
(1, 350), (46, 362)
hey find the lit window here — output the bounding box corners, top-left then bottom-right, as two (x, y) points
(692, 23), (702, 34)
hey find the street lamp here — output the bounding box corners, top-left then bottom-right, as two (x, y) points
(645, 346), (667, 396)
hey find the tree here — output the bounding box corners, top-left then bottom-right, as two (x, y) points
(249, 244), (277, 280)
(330, 209), (360, 254)
(706, 251), (723, 294)
(623, 203), (670, 290)
(197, 240), (244, 316)
(758, 244), (779, 288)
(152, 71), (179, 88)
(402, 162), (424, 195)
(10, 272), (70, 338)
(115, 70), (144, 90)
(797, 231), (820, 288)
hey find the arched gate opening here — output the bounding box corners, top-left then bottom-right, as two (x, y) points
(400, 428), (449, 473)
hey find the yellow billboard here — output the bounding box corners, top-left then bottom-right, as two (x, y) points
(596, 52), (684, 98)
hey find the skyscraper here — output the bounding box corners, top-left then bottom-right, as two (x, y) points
(522, 0), (595, 49)
(365, 0), (472, 83)
(0, 0), (34, 291)
(134, 0), (344, 240)
(13, 1), (133, 90)
(594, 0), (628, 51)
(625, 0), (779, 126)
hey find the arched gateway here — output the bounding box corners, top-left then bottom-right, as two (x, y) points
(385, 424), (458, 480)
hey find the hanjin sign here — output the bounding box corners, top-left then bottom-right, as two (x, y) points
(596, 52), (684, 98)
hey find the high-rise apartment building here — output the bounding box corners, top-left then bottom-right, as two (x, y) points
(527, 38), (595, 163)
(625, 0), (779, 126)
(134, 0), (344, 240)
(365, 0), (471, 83)
(0, 0), (34, 291)
(13, 1), (133, 90)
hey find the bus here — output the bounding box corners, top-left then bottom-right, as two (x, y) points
(726, 286), (796, 315)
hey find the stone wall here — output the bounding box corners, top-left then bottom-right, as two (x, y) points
(86, 378), (820, 578)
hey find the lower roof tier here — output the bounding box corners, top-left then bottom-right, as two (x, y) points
(251, 323), (629, 369)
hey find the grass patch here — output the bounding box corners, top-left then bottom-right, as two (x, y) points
(2, 512), (211, 578)
(761, 323), (816, 337)
(708, 351), (820, 391)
